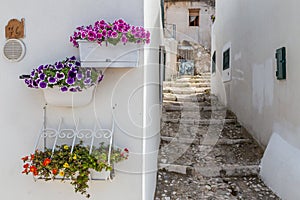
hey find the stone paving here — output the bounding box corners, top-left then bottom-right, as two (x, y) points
(155, 74), (280, 200)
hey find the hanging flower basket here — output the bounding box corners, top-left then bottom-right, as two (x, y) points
(43, 85), (95, 107)
(21, 56), (103, 107)
(70, 19), (150, 68)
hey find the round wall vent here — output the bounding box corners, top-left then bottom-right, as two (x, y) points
(3, 39), (26, 62)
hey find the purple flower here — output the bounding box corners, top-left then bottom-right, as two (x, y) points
(39, 73), (46, 80)
(66, 78), (75, 85)
(70, 56), (76, 61)
(75, 61), (81, 67)
(30, 70), (36, 77)
(55, 62), (63, 70)
(60, 86), (68, 92)
(97, 33), (103, 39)
(38, 65), (44, 71)
(68, 70), (77, 79)
(86, 70), (91, 78)
(39, 81), (47, 89)
(111, 31), (118, 38)
(84, 78), (91, 85)
(69, 87), (77, 92)
(121, 35), (128, 43)
(98, 74), (104, 83)
(102, 29), (107, 37)
(88, 30), (96, 41)
(56, 72), (65, 80)
(48, 77), (57, 84)
(77, 72), (83, 80)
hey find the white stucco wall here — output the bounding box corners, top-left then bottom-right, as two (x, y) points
(164, 38), (178, 81)
(0, 0), (162, 200)
(165, 1), (214, 49)
(212, 0), (300, 198)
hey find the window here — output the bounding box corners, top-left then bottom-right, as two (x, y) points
(223, 48), (230, 70)
(212, 51), (216, 74)
(189, 9), (200, 26)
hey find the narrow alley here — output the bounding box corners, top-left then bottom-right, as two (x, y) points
(155, 73), (280, 199)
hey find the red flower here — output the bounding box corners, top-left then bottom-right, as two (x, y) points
(30, 154), (35, 161)
(29, 166), (36, 172)
(52, 168), (58, 175)
(43, 158), (51, 166)
(120, 153), (124, 157)
(124, 148), (129, 153)
(21, 156), (29, 161)
(33, 170), (38, 176)
(22, 168), (28, 174)
(23, 163), (29, 169)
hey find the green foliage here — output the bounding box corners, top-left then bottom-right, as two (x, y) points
(21, 142), (129, 198)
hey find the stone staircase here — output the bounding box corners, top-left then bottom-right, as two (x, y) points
(155, 74), (280, 200)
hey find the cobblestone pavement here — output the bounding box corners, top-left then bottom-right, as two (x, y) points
(155, 74), (280, 200)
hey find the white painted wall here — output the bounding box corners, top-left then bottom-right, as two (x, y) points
(212, 0), (300, 198)
(165, 1), (214, 49)
(164, 38), (178, 81)
(0, 0), (162, 199)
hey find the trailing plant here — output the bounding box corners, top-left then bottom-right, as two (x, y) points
(21, 143), (129, 198)
(23, 56), (103, 92)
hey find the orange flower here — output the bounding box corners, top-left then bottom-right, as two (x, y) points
(52, 168), (58, 175)
(23, 163), (29, 169)
(29, 166), (38, 176)
(43, 158), (51, 166)
(21, 156), (29, 161)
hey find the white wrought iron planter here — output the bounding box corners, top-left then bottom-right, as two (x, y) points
(43, 86), (95, 107)
(33, 106), (115, 181)
(78, 40), (141, 68)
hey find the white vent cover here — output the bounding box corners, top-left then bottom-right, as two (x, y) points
(3, 39), (25, 62)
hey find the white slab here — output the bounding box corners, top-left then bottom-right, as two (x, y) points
(260, 132), (300, 200)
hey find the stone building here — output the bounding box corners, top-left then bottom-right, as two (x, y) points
(164, 0), (215, 49)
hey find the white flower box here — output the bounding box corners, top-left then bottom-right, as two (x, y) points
(90, 169), (111, 180)
(78, 40), (141, 68)
(43, 86), (95, 107)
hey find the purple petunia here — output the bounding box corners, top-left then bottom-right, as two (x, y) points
(22, 56), (104, 92)
(56, 72), (65, 80)
(39, 81), (47, 89)
(48, 77), (57, 84)
(69, 19), (151, 48)
(39, 73), (46, 80)
(60, 86), (68, 92)
(66, 78), (75, 85)
(84, 78), (91, 85)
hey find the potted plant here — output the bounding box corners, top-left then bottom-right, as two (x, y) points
(21, 142), (129, 198)
(22, 56), (103, 107)
(69, 19), (151, 68)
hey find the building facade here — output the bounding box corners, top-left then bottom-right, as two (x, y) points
(211, 0), (300, 199)
(164, 0), (215, 49)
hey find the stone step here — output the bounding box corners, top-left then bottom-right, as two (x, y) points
(176, 78), (211, 83)
(163, 93), (218, 102)
(163, 103), (226, 112)
(163, 82), (210, 88)
(160, 123), (252, 140)
(162, 109), (237, 121)
(158, 163), (260, 177)
(161, 118), (237, 125)
(160, 136), (252, 145)
(164, 87), (211, 95)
